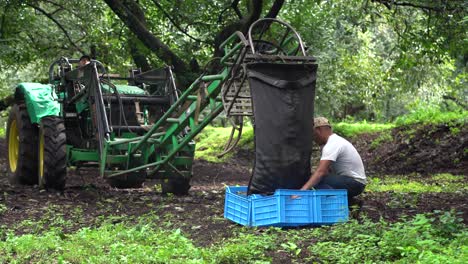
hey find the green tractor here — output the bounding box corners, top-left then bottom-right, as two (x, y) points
(6, 19), (315, 194)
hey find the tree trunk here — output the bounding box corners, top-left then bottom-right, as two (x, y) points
(103, 0), (192, 85)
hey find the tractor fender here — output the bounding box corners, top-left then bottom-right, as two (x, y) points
(15, 83), (60, 124)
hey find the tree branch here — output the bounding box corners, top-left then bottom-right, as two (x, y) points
(26, 3), (84, 53)
(50, 7), (65, 16)
(213, 0), (264, 57)
(150, 0), (204, 43)
(0, 3), (10, 38)
(371, 0), (455, 12)
(103, 0), (190, 82)
(42, 0), (85, 20)
(264, 0), (285, 19)
(128, 35), (151, 72)
(231, 0), (243, 19)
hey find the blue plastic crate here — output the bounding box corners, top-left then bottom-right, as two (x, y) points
(313, 189), (349, 224)
(251, 189), (317, 227)
(224, 186), (251, 226)
(224, 186), (349, 227)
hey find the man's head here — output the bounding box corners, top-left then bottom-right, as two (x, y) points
(79, 55), (91, 66)
(313, 117), (332, 145)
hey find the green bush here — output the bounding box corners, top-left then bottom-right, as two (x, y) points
(194, 125), (254, 162)
(0, 222), (274, 263)
(0, 211), (465, 263)
(309, 211), (467, 263)
(366, 174), (466, 193)
(394, 105), (467, 126)
(333, 121), (394, 138)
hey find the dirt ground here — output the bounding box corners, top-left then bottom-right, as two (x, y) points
(0, 124), (467, 263)
(355, 123), (468, 176)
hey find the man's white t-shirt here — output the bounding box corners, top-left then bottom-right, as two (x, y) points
(321, 134), (366, 184)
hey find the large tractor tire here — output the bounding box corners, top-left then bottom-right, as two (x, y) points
(161, 177), (191, 195)
(38, 116), (67, 191)
(6, 104), (39, 185)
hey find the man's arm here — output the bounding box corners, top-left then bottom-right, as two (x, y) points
(300, 160), (331, 190)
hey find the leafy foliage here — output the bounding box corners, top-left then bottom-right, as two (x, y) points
(0, 0), (466, 121)
(366, 173), (467, 193)
(308, 212), (467, 263)
(282, 0), (467, 121)
(0, 221), (274, 263)
(195, 125), (253, 162)
(394, 104), (468, 126)
(333, 121), (394, 138)
(1, 210), (465, 263)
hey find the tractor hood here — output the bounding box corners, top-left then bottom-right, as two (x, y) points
(16, 83), (60, 124)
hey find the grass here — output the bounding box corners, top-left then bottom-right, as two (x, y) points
(194, 125), (254, 162)
(333, 121), (394, 138)
(0, 217), (275, 263)
(0, 210), (465, 263)
(394, 106), (467, 127)
(305, 211), (467, 263)
(0, 109), (7, 138)
(366, 173), (467, 193)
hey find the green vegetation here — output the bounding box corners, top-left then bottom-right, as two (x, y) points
(333, 121), (394, 138)
(367, 173), (467, 193)
(195, 125), (253, 162)
(1, 1), (466, 121)
(0, 110), (7, 137)
(394, 105), (467, 127)
(369, 130), (393, 149)
(1, 210), (465, 263)
(307, 211), (467, 263)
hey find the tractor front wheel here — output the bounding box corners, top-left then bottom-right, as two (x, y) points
(6, 104), (39, 185)
(38, 116), (67, 191)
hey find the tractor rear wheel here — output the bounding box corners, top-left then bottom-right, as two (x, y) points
(38, 116), (67, 191)
(7, 104), (39, 185)
(106, 171), (146, 189)
(161, 178), (191, 195)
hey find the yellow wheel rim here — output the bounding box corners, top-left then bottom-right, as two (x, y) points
(39, 129), (45, 181)
(8, 119), (19, 172)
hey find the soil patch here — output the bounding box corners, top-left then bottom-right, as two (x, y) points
(355, 123), (467, 175)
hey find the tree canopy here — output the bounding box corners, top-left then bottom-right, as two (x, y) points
(0, 0), (466, 120)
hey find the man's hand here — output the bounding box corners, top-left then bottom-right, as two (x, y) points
(300, 160), (332, 190)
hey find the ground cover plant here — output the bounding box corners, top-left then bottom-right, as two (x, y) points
(1, 210), (465, 263)
(195, 125), (254, 163)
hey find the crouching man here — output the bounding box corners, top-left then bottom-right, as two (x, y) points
(301, 117), (366, 201)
